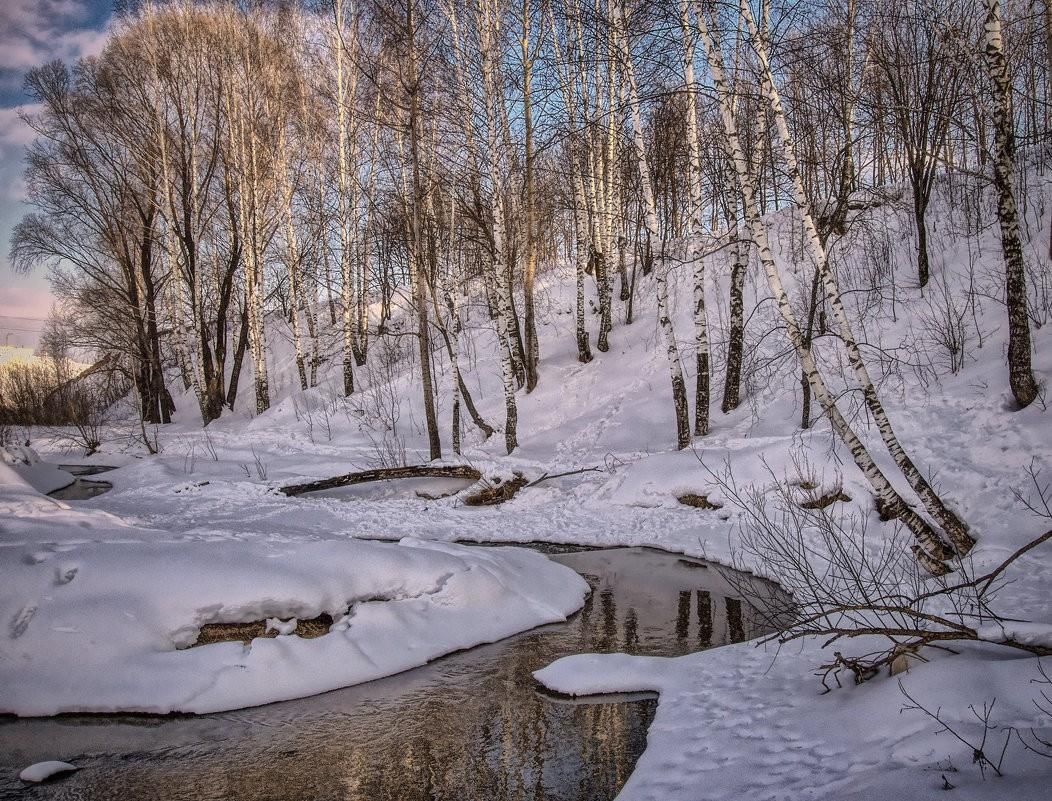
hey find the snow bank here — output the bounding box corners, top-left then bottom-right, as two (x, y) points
(1, 445), (74, 495)
(535, 644), (1052, 800)
(0, 481), (588, 716)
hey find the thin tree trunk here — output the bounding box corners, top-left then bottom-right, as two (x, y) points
(698, 5), (954, 572)
(679, 0), (711, 437)
(521, 0), (539, 392)
(617, 1), (690, 450)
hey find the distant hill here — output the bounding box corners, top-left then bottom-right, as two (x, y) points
(0, 315), (46, 352)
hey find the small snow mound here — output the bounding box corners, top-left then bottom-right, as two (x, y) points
(19, 761), (78, 782)
(265, 617), (298, 636)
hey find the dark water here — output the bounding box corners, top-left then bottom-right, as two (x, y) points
(46, 465), (116, 501)
(0, 546), (772, 801)
(56, 465), (117, 477)
(48, 479), (112, 500)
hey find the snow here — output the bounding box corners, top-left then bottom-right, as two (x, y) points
(0, 471), (588, 716)
(534, 642), (1052, 800)
(4, 171), (1052, 794)
(1, 444), (74, 494)
(17, 761), (78, 783)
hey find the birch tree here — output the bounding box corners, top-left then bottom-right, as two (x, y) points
(695, 3), (957, 573)
(980, 0), (1040, 409)
(738, 0), (974, 556)
(615, 0), (691, 450)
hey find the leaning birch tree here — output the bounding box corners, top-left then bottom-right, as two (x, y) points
(695, 2), (956, 573)
(737, 0), (974, 556)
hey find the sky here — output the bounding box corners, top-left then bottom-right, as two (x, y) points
(0, 0), (113, 329)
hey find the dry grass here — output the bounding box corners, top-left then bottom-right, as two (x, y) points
(677, 493), (724, 510)
(189, 612), (335, 647)
(799, 489), (852, 510)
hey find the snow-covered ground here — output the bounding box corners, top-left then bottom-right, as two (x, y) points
(3, 173), (1052, 796)
(0, 459), (588, 715)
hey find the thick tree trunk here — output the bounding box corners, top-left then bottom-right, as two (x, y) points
(722, 209), (748, 414)
(914, 187), (930, 288)
(572, 167), (594, 364)
(226, 305), (249, 411)
(982, 0), (1039, 409)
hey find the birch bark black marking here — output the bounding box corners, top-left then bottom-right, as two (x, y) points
(739, 0), (973, 556)
(696, 4), (953, 570)
(982, 0), (1039, 409)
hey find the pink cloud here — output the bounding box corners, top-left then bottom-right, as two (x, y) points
(0, 282), (54, 319)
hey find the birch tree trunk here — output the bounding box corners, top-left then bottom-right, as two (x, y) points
(982, 0), (1040, 409)
(678, 0), (711, 436)
(332, 0), (356, 396)
(405, 1), (442, 461)
(696, 5), (954, 573)
(550, 4), (594, 364)
(520, 0), (540, 391)
(739, 0), (973, 555)
(616, 0), (690, 450)
(480, 0), (519, 454)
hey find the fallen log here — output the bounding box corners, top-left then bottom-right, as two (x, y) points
(280, 464), (482, 497)
(462, 472), (529, 506)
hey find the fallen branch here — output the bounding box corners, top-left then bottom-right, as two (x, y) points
(525, 466), (603, 488)
(462, 472), (529, 506)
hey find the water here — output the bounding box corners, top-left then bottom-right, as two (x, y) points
(0, 546), (773, 800)
(47, 479), (113, 501)
(56, 465), (117, 478)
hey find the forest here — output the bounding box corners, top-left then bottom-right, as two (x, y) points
(1, 0), (1051, 798)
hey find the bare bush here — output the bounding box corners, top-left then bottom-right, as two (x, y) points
(709, 462), (1052, 690)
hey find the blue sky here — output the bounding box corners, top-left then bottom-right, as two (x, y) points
(0, 0), (113, 322)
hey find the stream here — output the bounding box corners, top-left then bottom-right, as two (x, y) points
(1, 540), (773, 801)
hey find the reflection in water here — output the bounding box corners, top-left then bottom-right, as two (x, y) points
(47, 479), (112, 500)
(726, 597), (745, 642)
(676, 590), (691, 641)
(0, 547), (774, 801)
(698, 590), (713, 648)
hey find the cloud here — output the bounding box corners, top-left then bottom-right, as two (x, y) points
(0, 0), (111, 98)
(0, 1), (109, 309)
(0, 104), (38, 148)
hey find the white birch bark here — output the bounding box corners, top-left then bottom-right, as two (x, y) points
(332, 0), (356, 396)
(615, 0), (691, 450)
(738, 0), (973, 555)
(981, 0), (1039, 410)
(695, 4), (953, 572)
(678, 0), (711, 437)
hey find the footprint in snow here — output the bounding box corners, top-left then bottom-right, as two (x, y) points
(54, 564), (78, 585)
(10, 604), (38, 638)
